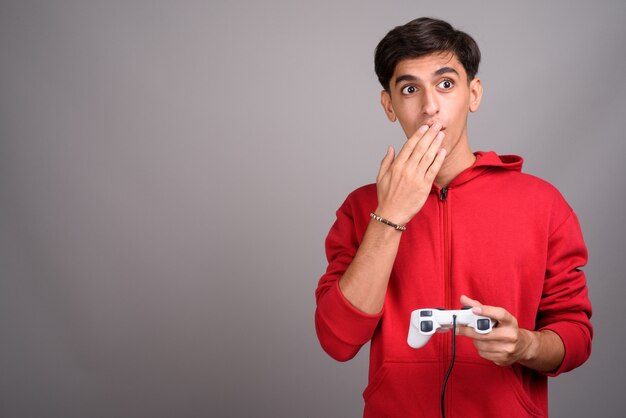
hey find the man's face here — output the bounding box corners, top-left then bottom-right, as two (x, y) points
(381, 53), (482, 155)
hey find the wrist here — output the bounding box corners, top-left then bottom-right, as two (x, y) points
(370, 212), (406, 231)
(373, 207), (410, 227)
(519, 329), (540, 363)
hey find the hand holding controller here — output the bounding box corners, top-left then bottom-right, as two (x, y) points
(407, 308), (495, 348)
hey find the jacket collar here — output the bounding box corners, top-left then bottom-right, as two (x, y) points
(472, 151), (523, 172)
(433, 151), (523, 192)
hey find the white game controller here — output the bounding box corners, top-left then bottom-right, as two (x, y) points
(407, 307), (495, 348)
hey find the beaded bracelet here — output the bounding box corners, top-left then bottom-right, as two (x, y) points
(370, 212), (406, 231)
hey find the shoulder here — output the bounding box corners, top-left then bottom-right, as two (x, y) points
(337, 183), (378, 212)
(510, 171), (568, 203)
(488, 170), (574, 231)
(331, 184), (378, 232)
(507, 171), (563, 195)
(324, 184), (377, 244)
(346, 183), (377, 201)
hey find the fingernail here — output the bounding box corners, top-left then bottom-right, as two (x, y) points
(419, 125), (429, 133)
(437, 131), (445, 140)
(439, 148), (447, 157)
(472, 307), (482, 314)
(434, 122), (442, 130)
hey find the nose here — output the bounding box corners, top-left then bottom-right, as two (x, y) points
(421, 88), (439, 116)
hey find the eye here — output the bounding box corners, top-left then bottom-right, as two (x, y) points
(438, 79), (454, 90)
(401, 85), (417, 95)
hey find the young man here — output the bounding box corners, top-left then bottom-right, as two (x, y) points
(315, 17), (592, 417)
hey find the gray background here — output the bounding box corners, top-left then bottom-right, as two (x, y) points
(1, 0), (624, 417)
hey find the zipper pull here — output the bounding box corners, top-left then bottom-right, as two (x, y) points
(440, 187), (448, 201)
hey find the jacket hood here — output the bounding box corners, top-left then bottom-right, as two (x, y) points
(445, 151), (523, 188)
(473, 151), (523, 171)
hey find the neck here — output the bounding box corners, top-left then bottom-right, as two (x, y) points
(434, 139), (476, 189)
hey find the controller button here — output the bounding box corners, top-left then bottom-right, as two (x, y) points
(420, 321), (434, 333)
(420, 310), (433, 317)
(477, 319), (491, 331)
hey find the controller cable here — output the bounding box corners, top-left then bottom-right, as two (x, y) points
(440, 314), (457, 418)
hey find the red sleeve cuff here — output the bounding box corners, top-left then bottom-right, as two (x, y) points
(539, 321), (592, 376)
(315, 281), (382, 361)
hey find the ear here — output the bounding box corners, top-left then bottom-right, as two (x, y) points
(380, 90), (397, 122)
(468, 77), (483, 113)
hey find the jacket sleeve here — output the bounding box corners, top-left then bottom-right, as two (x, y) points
(314, 195), (382, 362)
(536, 209), (593, 376)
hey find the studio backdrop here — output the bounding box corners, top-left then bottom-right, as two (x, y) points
(1, 1), (625, 417)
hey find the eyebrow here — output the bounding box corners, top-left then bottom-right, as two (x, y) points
(394, 66), (460, 85)
(434, 66), (459, 77)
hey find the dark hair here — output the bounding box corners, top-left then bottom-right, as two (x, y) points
(374, 17), (481, 91)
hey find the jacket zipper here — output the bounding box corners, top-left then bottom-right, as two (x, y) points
(440, 187), (450, 309)
(440, 186), (451, 414)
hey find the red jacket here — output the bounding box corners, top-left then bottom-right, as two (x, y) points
(315, 152), (592, 417)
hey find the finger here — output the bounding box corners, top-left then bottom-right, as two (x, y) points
(395, 124), (429, 163)
(460, 294), (481, 308)
(457, 325), (505, 341)
(424, 147), (446, 182)
(458, 329), (519, 365)
(456, 325), (492, 340)
(474, 341), (518, 362)
(471, 340), (504, 355)
(472, 304), (515, 326)
(456, 326), (475, 339)
(407, 122), (443, 166)
(376, 145), (395, 183)
(460, 295), (510, 324)
(415, 130), (445, 174)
